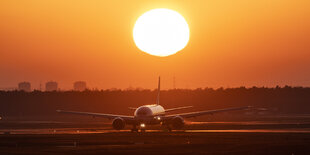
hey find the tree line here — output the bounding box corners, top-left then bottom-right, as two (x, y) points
(0, 86), (309, 120)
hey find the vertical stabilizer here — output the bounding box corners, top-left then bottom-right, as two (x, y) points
(156, 76), (160, 105)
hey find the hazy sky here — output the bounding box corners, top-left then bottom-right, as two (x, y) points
(0, 0), (310, 90)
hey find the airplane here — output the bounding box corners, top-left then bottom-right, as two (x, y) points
(57, 77), (251, 132)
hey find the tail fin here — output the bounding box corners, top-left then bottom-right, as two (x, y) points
(156, 76), (160, 105)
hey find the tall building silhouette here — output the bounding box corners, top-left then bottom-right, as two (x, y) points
(45, 81), (58, 91)
(18, 82), (31, 92)
(74, 81), (86, 91)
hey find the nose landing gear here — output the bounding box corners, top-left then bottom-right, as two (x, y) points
(131, 124), (146, 133)
(131, 125), (138, 132)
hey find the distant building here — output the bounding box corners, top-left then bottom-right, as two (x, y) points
(45, 81), (58, 91)
(18, 82), (31, 92)
(74, 81), (86, 91)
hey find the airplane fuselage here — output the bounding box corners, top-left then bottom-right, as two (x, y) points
(134, 104), (165, 125)
(134, 104), (165, 117)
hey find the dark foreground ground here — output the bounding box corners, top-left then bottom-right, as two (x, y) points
(0, 132), (310, 155)
(1, 118), (310, 155)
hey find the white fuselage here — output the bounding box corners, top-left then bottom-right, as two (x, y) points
(134, 105), (165, 119)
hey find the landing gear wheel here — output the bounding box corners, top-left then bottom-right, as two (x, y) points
(131, 128), (138, 132)
(166, 125), (172, 132)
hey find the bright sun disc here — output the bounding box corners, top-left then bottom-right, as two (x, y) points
(133, 9), (190, 57)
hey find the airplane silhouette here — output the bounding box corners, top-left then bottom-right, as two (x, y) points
(57, 77), (251, 132)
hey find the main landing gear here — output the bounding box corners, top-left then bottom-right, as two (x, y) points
(131, 128), (139, 132)
(167, 126), (172, 132)
(163, 124), (172, 132)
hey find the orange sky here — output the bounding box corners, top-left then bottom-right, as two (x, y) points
(0, 0), (310, 90)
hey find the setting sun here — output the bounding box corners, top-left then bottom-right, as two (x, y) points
(133, 8), (190, 57)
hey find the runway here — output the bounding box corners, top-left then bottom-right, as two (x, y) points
(1, 120), (310, 134)
(1, 121), (310, 154)
(1, 128), (310, 134)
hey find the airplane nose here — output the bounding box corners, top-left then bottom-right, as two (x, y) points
(135, 107), (152, 116)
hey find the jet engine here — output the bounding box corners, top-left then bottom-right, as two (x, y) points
(171, 116), (185, 129)
(112, 117), (125, 130)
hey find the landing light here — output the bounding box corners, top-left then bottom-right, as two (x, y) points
(154, 116), (161, 120)
(140, 123), (146, 128)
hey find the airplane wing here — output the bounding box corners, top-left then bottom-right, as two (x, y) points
(56, 110), (134, 121)
(163, 106), (252, 119)
(165, 106), (193, 112)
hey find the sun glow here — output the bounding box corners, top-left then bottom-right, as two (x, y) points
(133, 9), (190, 57)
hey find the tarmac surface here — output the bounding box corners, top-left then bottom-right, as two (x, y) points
(1, 128), (310, 134)
(1, 120), (310, 154)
